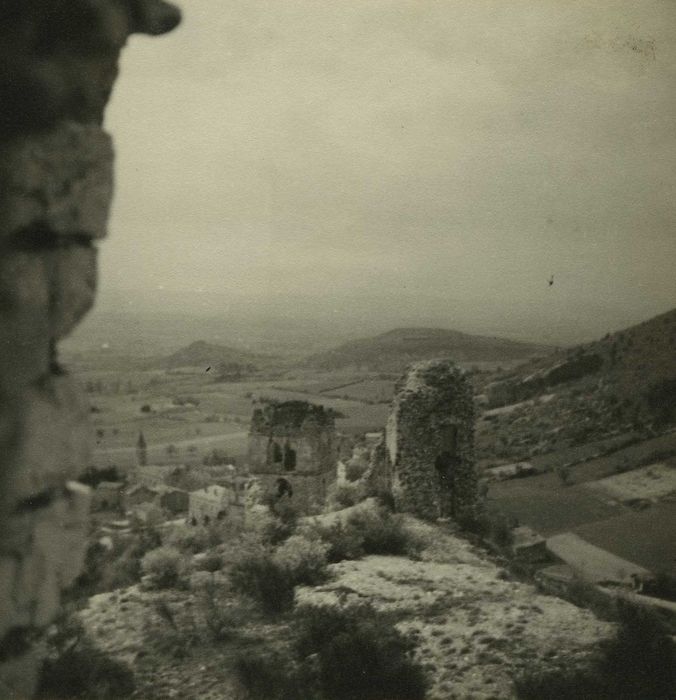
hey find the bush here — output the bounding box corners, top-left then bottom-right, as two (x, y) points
(273, 535), (330, 586)
(234, 605), (426, 700)
(302, 505), (420, 563)
(346, 506), (413, 556)
(166, 526), (212, 554)
(234, 649), (316, 700)
(303, 520), (365, 563)
(141, 546), (187, 589)
(147, 600), (201, 660)
(263, 498), (299, 545)
(200, 579), (251, 642)
(196, 552), (224, 573)
(230, 550), (296, 615)
(514, 600), (676, 699)
(37, 613), (135, 699)
(326, 481), (365, 511)
(230, 535), (329, 615)
(457, 508), (515, 549)
(294, 604), (427, 700)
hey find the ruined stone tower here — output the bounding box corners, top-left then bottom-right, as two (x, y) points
(247, 401), (338, 513)
(384, 359), (477, 520)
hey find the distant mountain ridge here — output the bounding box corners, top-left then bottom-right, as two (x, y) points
(154, 340), (269, 370)
(303, 327), (553, 372)
(496, 307), (676, 397)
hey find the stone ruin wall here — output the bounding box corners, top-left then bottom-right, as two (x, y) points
(380, 359), (478, 520)
(0, 2), (180, 695)
(247, 402), (338, 512)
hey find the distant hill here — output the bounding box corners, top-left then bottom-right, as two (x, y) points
(490, 307), (676, 402)
(303, 327), (553, 372)
(476, 308), (676, 465)
(153, 341), (268, 371)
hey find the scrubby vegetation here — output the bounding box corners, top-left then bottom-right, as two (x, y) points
(230, 536), (330, 615)
(37, 611), (135, 699)
(303, 504), (422, 563)
(457, 507), (516, 550)
(514, 601), (676, 700)
(235, 604), (427, 700)
(141, 546), (188, 589)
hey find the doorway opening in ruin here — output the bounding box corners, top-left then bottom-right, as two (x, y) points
(435, 424), (460, 517)
(276, 477), (293, 498)
(283, 442), (296, 470)
(269, 440), (283, 464)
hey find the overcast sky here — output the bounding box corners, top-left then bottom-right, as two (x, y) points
(100, 0), (676, 344)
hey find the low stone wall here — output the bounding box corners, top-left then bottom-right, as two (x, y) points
(0, 2), (180, 695)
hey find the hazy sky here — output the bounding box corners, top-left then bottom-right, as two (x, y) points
(100, 0), (676, 344)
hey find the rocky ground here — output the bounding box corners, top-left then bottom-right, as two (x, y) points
(79, 517), (613, 700)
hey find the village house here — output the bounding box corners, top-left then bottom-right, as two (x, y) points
(188, 485), (231, 526)
(123, 483), (189, 515)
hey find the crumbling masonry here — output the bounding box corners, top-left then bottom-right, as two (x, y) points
(0, 2), (180, 695)
(248, 401), (338, 513)
(374, 359), (477, 520)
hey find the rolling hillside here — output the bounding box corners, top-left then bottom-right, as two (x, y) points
(304, 327), (553, 372)
(153, 340), (269, 371)
(475, 307), (676, 465)
(487, 307), (676, 406)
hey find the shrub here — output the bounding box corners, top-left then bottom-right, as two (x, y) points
(514, 600), (676, 700)
(263, 498), (299, 545)
(303, 520), (365, 563)
(234, 649), (316, 700)
(230, 550), (296, 615)
(457, 508), (515, 549)
(37, 613), (135, 699)
(141, 546), (187, 589)
(196, 552), (224, 573)
(166, 526), (211, 554)
(273, 535), (330, 586)
(326, 481), (364, 511)
(294, 604), (427, 700)
(230, 535), (329, 615)
(200, 579), (251, 642)
(347, 506), (413, 556)
(147, 600), (201, 660)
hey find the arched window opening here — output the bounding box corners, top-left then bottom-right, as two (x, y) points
(283, 442), (296, 470)
(271, 441), (283, 464)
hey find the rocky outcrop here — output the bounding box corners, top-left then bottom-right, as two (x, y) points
(0, 2), (180, 695)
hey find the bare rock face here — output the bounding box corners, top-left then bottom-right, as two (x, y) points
(0, 1), (180, 694)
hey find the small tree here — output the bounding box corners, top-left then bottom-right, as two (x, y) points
(141, 546), (186, 589)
